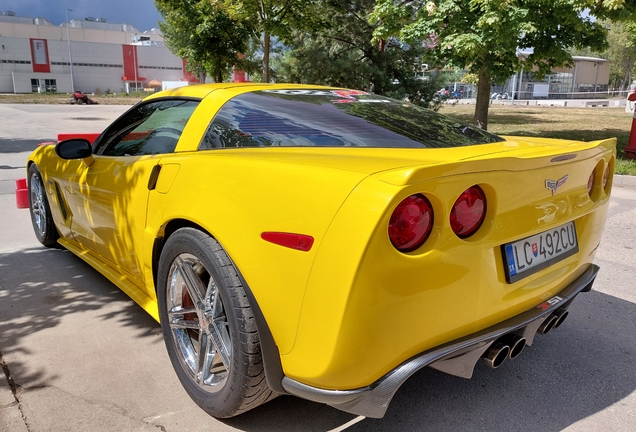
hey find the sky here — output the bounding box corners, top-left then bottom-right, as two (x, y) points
(1, 0), (164, 32)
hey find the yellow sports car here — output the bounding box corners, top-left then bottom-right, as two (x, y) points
(19, 83), (614, 418)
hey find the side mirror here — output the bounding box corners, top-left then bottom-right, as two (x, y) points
(55, 139), (94, 167)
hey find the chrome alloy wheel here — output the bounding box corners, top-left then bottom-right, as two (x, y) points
(30, 172), (47, 236)
(166, 253), (232, 391)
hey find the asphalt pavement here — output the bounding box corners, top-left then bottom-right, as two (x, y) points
(1, 104), (635, 431)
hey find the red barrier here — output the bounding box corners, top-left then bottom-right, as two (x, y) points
(626, 93), (636, 159)
(57, 133), (101, 143)
(15, 178), (29, 209)
(16, 133), (101, 210)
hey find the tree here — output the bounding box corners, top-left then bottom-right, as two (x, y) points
(604, 20), (636, 90)
(371, 0), (617, 130)
(155, 0), (249, 83)
(214, 0), (327, 82)
(275, 0), (445, 108)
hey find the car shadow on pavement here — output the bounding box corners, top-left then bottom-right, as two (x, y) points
(222, 291), (636, 432)
(2, 247), (634, 431)
(0, 247), (159, 389)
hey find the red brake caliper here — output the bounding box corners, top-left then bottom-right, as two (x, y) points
(182, 286), (197, 322)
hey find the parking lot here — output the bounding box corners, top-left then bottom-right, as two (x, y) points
(1, 104), (635, 431)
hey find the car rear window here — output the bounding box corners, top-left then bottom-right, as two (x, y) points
(199, 89), (504, 149)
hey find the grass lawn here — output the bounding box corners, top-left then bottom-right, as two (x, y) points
(440, 103), (636, 175)
(0, 92), (141, 105)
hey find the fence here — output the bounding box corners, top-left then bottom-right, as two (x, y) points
(512, 90), (630, 100)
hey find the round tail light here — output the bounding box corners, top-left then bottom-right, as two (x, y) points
(388, 194), (434, 252)
(450, 186), (486, 239)
(587, 171), (595, 196)
(603, 164), (610, 189)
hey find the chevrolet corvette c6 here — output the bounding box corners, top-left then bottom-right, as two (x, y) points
(19, 83), (615, 418)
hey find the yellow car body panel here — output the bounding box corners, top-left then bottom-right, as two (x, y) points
(144, 150), (370, 354)
(25, 83), (615, 398)
(27, 145), (161, 318)
(283, 143), (614, 388)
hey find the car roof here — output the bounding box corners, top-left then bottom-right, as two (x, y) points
(144, 83), (342, 101)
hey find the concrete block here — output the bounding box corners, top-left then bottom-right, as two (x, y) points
(585, 100), (609, 107)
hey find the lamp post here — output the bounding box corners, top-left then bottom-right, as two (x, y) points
(133, 46), (138, 92)
(65, 8), (75, 93)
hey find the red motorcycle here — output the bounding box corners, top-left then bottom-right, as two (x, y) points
(70, 91), (98, 105)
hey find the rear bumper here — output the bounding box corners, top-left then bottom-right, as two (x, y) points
(281, 264), (599, 418)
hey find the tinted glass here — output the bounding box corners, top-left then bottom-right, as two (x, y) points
(200, 89), (503, 149)
(97, 99), (199, 156)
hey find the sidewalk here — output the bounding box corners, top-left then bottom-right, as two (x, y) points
(614, 174), (636, 188)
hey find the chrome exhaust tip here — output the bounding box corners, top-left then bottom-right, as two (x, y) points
(482, 342), (510, 369)
(553, 309), (569, 329)
(500, 334), (527, 359)
(538, 314), (559, 335)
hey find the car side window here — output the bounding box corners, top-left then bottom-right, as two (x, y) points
(97, 99), (199, 156)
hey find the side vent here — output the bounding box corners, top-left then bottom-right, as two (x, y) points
(54, 182), (69, 220)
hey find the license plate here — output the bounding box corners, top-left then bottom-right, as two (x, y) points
(502, 221), (578, 283)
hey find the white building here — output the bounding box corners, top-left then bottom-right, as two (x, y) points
(495, 54), (611, 99)
(0, 12), (194, 94)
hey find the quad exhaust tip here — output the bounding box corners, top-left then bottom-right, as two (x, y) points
(554, 309), (569, 328)
(482, 308), (569, 369)
(500, 334), (526, 359)
(538, 309), (569, 335)
(482, 342), (510, 369)
(482, 334), (527, 369)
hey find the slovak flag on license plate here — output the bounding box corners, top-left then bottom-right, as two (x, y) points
(532, 243), (538, 257)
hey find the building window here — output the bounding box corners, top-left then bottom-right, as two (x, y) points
(2, 59), (32, 64)
(128, 82), (144, 92)
(45, 79), (57, 92)
(31, 79), (57, 93)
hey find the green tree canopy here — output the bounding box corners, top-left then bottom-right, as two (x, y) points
(214, 0), (327, 82)
(603, 20), (636, 90)
(276, 0), (444, 108)
(155, 0), (249, 83)
(371, 0), (619, 129)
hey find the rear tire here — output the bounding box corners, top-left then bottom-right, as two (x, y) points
(28, 164), (59, 247)
(157, 228), (275, 418)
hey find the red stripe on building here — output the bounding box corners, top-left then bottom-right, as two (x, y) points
(121, 45), (145, 82)
(30, 38), (50, 73)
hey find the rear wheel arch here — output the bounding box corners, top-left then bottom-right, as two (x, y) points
(152, 219), (210, 289)
(152, 220), (286, 394)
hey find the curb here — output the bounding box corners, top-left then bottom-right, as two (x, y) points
(613, 174), (636, 189)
